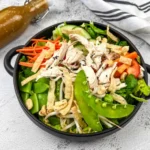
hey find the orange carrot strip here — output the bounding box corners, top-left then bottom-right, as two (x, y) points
(29, 54), (40, 63)
(27, 56), (33, 60)
(20, 52), (37, 56)
(19, 62), (33, 67)
(31, 39), (51, 42)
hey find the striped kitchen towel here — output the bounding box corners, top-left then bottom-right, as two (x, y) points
(81, 0), (150, 45)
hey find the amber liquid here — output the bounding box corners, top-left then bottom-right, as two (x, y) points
(0, 0), (49, 48)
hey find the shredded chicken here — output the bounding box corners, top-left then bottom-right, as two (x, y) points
(64, 45), (83, 64)
(37, 66), (62, 80)
(69, 34), (95, 53)
(81, 66), (98, 88)
(99, 62), (117, 84)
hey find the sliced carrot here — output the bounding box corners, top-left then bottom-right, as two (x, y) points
(19, 62), (33, 67)
(19, 52), (37, 56)
(27, 56), (33, 60)
(16, 47), (48, 52)
(117, 64), (130, 74)
(125, 52), (138, 59)
(31, 39), (51, 42)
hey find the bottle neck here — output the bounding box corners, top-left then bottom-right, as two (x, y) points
(25, 0), (49, 18)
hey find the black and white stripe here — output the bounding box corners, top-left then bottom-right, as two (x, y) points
(91, 9), (135, 21)
(104, 0), (150, 13)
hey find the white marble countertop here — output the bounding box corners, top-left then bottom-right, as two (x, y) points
(1, 0), (150, 150)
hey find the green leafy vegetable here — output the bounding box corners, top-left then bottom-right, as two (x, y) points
(125, 74), (138, 90)
(130, 94), (147, 102)
(134, 79), (150, 96)
(116, 75), (138, 104)
(48, 116), (60, 126)
(136, 56), (141, 64)
(37, 41), (46, 46)
(23, 68), (34, 77)
(20, 56), (27, 62)
(118, 41), (128, 46)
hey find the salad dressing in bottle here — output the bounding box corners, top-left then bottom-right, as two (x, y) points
(0, 0), (50, 48)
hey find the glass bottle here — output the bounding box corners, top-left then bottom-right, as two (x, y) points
(0, 0), (50, 48)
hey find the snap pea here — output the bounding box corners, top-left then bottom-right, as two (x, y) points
(33, 82), (49, 93)
(30, 93), (39, 114)
(77, 71), (135, 119)
(86, 27), (96, 39)
(18, 73), (32, 93)
(37, 93), (48, 110)
(103, 94), (113, 103)
(20, 92), (29, 103)
(55, 79), (62, 101)
(83, 92), (135, 119)
(75, 70), (103, 131)
(37, 77), (50, 85)
(23, 68), (34, 77)
(89, 22), (106, 35)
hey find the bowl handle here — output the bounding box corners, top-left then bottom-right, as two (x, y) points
(145, 64), (150, 74)
(4, 45), (24, 76)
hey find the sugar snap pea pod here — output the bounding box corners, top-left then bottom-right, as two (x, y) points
(33, 82), (49, 93)
(20, 92), (29, 103)
(86, 27), (96, 39)
(55, 79), (62, 101)
(37, 93), (48, 110)
(103, 94), (113, 103)
(30, 93), (39, 114)
(75, 70), (103, 131)
(83, 92), (135, 119)
(37, 77), (50, 85)
(89, 22), (106, 35)
(23, 68), (34, 77)
(18, 73), (32, 93)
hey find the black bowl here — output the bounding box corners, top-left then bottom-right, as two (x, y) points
(4, 20), (150, 141)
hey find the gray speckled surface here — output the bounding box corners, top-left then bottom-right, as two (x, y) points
(0, 0), (150, 150)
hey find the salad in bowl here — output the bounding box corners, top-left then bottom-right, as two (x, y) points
(16, 22), (150, 134)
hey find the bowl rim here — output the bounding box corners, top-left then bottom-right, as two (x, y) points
(13, 20), (148, 137)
